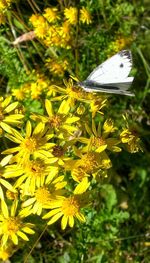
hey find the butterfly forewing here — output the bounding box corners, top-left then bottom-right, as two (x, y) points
(79, 50), (134, 96)
(86, 50), (132, 84)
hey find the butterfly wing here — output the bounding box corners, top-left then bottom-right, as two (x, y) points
(86, 50), (132, 84)
(79, 50), (134, 96)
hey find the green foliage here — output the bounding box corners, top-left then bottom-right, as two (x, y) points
(0, 36), (28, 90)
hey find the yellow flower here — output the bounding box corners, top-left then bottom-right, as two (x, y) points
(20, 176), (67, 216)
(106, 36), (133, 55)
(3, 157), (58, 195)
(44, 26), (62, 47)
(30, 14), (48, 39)
(78, 119), (121, 153)
(2, 121), (55, 163)
(32, 99), (79, 137)
(0, 96), (24, 133)
(65, 150), (111, 182)
(0, 171), (15, 200)
(0, 0), (11, 12)
(46, 58), (68, 76)
(74, 151), (111, 175)
(43, 7), (59, 23)
(120, 128), (142, 153)
(64, 7), (78, 25)
(90, 98), (107, 118)
(71, 166), (90, 183)
(30, 76), (48, 99)
(80, 7), (92, 24)
(12, 87), (27, 101)
(34, 23), (48, 39)
(60, 21), (71, 40)
(0, 244), (14, 260)
(0, 200), (35, 247)
(43, 178), (89, 230)
(0, 166), (16, 200)
(47, 78), (89, 105)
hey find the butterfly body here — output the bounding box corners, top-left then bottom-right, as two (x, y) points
(79, 50), (134, 96)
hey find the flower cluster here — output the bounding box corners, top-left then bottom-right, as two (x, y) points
(0, 80), (141, 259)
(0, 0), (12, 13)
(29, 6), (91, 77)
(12, 73), (50, 101)
(0, 0), (13, 24)
(30, 7), (91, 45)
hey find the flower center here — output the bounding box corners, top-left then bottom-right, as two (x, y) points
(66, 86), (82, 99)
(21, 137), (38, 152)
(80, 152), (98, 173)
(49, 115), (62, 128)
(3, 217), (21, 235)
(25, 159), (45, 177)
(62, 196), (79, 216)
(35, 187), (51, 204)
(91, 137), (106, 148)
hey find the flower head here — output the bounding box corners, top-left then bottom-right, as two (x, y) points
(43, 7), (59, 23)
(78, 119), (121, 154)
(64, 7), (78, 25)
(0, 200), (35, 247)
(46, 58), (68, 76)
(120, 128), (142, 153)
(43, 178), (89, 229)
(2, 121), (55, 163)
(3, 157), (58, 195)
(32, 99), (79, 137)
(80, 7), (92, 24)
(20, 175), (67, 216)
(0, 96), (24, 133)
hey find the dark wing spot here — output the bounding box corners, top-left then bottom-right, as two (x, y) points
(120, 63), (124, 68)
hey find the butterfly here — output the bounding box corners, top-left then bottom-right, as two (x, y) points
(78, 50), (134, 96)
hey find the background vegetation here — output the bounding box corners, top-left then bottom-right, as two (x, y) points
(0, 0), (150, 262)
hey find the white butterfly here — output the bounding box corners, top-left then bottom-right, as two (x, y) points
(79, 50), (134, 96)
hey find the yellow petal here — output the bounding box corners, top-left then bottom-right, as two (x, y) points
(1, 200), (9, 218)
(0, 122), (13, 133)
(76, 212), (86, 222)
(2, 96), (12, 108)
(58, 100), (70, 114)
(22, 198), (36, 207)
(65, 116), (79, 124)
(0, 185), (4, 200)
(47, 212), (63, 225)
(4, 101), (18, 113)
(96, 144), (107, 153)
(45, 99), (53, 117)
(11, 200), (18, 217)
(61, 215), (68, 230)
(0, 154), (13, 166)
(74, 177), (90, 194)
(11, 233), (18, 245)
(68, 215), (74, 228)
(0, 178), (14, 191)
(1, 234), (9, 247)
(43, 208), (62, 219)
(26, 121), (32, 137)
(22, 227), (35, 234)
(17, 231), (29, 241)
